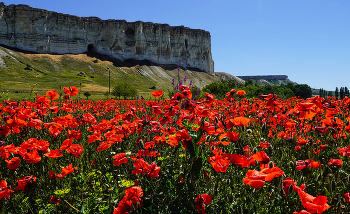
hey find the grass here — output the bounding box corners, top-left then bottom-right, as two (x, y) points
(0, 45), (221, 100)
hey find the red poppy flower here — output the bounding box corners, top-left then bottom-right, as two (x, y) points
(345, 193), (350, 204)
(44, 149), (63, 158)
(46, 90), (59, 100)
(23, 150), (41, 163)
(181, 89), (192, 99)
(297, 191), (330, 214)
(195, 194), (212, 214)
(63, 86), (79, 96)
(327, 158), (343, 167)
(219, 132), (240, 142)
(5, 157), (21, 170)
(253, 151), (270, 164)
(225, 89), (236, 100)
(151, 90), (164, 98)
(283, 177), (297, 196)
(236, 90), (246, 96)
(67, 129), (82, 140)
(208, 154), (230, 173)
(113, 153), (128, 166)
(227, 117), (251, 127)
(60, 138), (73, 151)
(61, 164), (77, 177)
(16, 175), (37, 192)
(114, 185), (143, 213)
(97, 141), (112, 152)
(293, 210), (311, 214)
(50, 196), (61, 204)
(203, 170), (211, 181)
(259, 141), (271, 148)
(226, 154), (250, 167)
(66, 144), (83, 158)
(243, 167), (284, 188)
(0, 180), (14, 200)
(179, 85), (190, 92)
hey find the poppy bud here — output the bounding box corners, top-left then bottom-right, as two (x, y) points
(268, 161), (274, 168)
(331, 180), (336, 191)
(315, 174), (320, 181)
(246, 129), (252, 135)
(328, 174), (334, 181)
(288, 161), (294, 169)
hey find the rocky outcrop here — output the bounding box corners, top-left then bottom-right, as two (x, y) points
(0, 3), (214, 74)
(215, 72), (245, 84)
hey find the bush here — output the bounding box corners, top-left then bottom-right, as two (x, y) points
(112, 82), (137, 100)
(83, 91), (91, 100)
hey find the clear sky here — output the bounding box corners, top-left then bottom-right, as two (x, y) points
(2, 0), (350, 91)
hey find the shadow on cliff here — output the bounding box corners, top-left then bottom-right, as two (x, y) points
(86, 50), (205, 72)
(0, 43), (206, 73)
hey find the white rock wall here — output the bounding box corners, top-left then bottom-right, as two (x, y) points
(0, 3), (214, 74)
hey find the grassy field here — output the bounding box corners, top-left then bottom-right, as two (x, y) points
(0, 45), (220, 100)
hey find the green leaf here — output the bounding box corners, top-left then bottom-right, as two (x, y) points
(54, 188), (71, 195)
(106, 172), (113, 183)
(191, 157), (202, 179)
(187, 140), (196, 158)
(167, 179), (174, 189)
(80, 205), (85, 213)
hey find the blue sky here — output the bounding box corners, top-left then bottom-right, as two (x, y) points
(3, 0), (350, 91)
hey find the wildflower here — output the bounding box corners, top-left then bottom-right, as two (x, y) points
(46, 90), (59, 100)
(113, 153), (128, 166)
(151, 90), (164, 98)
(195, 194), (212, 214)
(114, 185), (143, 213)
(236, 90), (246, 96)
(63, 86), (79, 96)
(16, 175), (37, 192)
(5, 157), (21, 170)
(50, 196), (61, 204)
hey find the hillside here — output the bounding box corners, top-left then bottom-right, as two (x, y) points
(0, 45), (222, 99)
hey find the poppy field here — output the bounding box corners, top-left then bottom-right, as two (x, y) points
(1, 85), (350, 214)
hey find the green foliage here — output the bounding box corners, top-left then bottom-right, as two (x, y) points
(83, 91), (91, 100)
(103, 91), (111, 99)
(335, 87), (339, 98)
(112, 82), (137, 100)
(202, 80), (314, 99)
(202, 80), (242, 99)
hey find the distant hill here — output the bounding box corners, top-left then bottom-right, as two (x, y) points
(236, 75), (297, 86)
(0, 44), (222, 98)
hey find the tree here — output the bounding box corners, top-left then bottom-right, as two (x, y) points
(340, 87), (344, 99)
(290, 84), (312, 99)
(112, 82), (137, 100)
(335, 87), (339, 98)
(345, 87), (349, 97)
(328, 91), (334, 97)
(83, 91), (91, 100)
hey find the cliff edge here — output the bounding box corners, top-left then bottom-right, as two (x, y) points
(0, 3), (214, 74)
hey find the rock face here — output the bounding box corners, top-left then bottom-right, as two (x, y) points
(0, 3), (214, 74)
